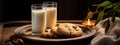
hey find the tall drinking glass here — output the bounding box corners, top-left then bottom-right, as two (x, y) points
(31, 4), (46, 35)
(43, 2), (57, 29)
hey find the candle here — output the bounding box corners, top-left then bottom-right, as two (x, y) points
(82, 19), (95, 28)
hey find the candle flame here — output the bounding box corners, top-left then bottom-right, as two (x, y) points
(87, 19), (90, 25)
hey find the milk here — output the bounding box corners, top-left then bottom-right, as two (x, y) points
(46, 8), (57, 29)
(32, 10), (46, 34)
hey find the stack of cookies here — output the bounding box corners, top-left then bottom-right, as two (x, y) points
(41, 23), (85, 38)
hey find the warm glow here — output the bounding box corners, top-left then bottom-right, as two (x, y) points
(82, 19), (95, 28)
(87, 19), (90, 25)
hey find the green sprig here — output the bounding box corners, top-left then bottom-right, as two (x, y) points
(85, 1), (120, 34)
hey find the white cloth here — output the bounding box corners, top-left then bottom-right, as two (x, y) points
(91, 17), (120, 45)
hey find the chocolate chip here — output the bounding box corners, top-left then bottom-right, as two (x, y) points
(56, 24), (59, 26)
(75, 29), (79, 31)
(73, 26), (77, 29)
(65, 26), (68, 28)
(45, 30), (48, 32)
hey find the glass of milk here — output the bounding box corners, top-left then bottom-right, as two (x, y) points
(31, 4), (46, 35)
(43, 2), (57, 29)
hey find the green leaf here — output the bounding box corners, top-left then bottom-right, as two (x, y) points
(105, 4), (113, 9)
(100, 1), (112, 7)
(115, 7), (120, 18)
(104, 19), (110, 33)
(113, 3), (120, 9)
(115, 7), (120, 13)
(116, 7), (120, 12)
(103, 9), (114, 19)
(112, 12), (115, 22)
(95, 11), (105, 25)
(85, 11), (94, 20)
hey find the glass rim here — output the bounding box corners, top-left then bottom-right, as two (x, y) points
(31, 4), (43, 7)
(31, 4), (44, 10)
(43, 1), (57, 5)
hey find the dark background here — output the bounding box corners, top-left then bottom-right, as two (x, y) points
(0, 0), (3, 22)
(3, 0), (88, 22)
(1, 0), (120, 22)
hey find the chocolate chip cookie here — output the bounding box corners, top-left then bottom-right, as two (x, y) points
(41, 23), (84, 38)
(50, 23), (84, 38)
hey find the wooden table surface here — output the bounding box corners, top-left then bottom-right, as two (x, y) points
(0, 20), (94, 45)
